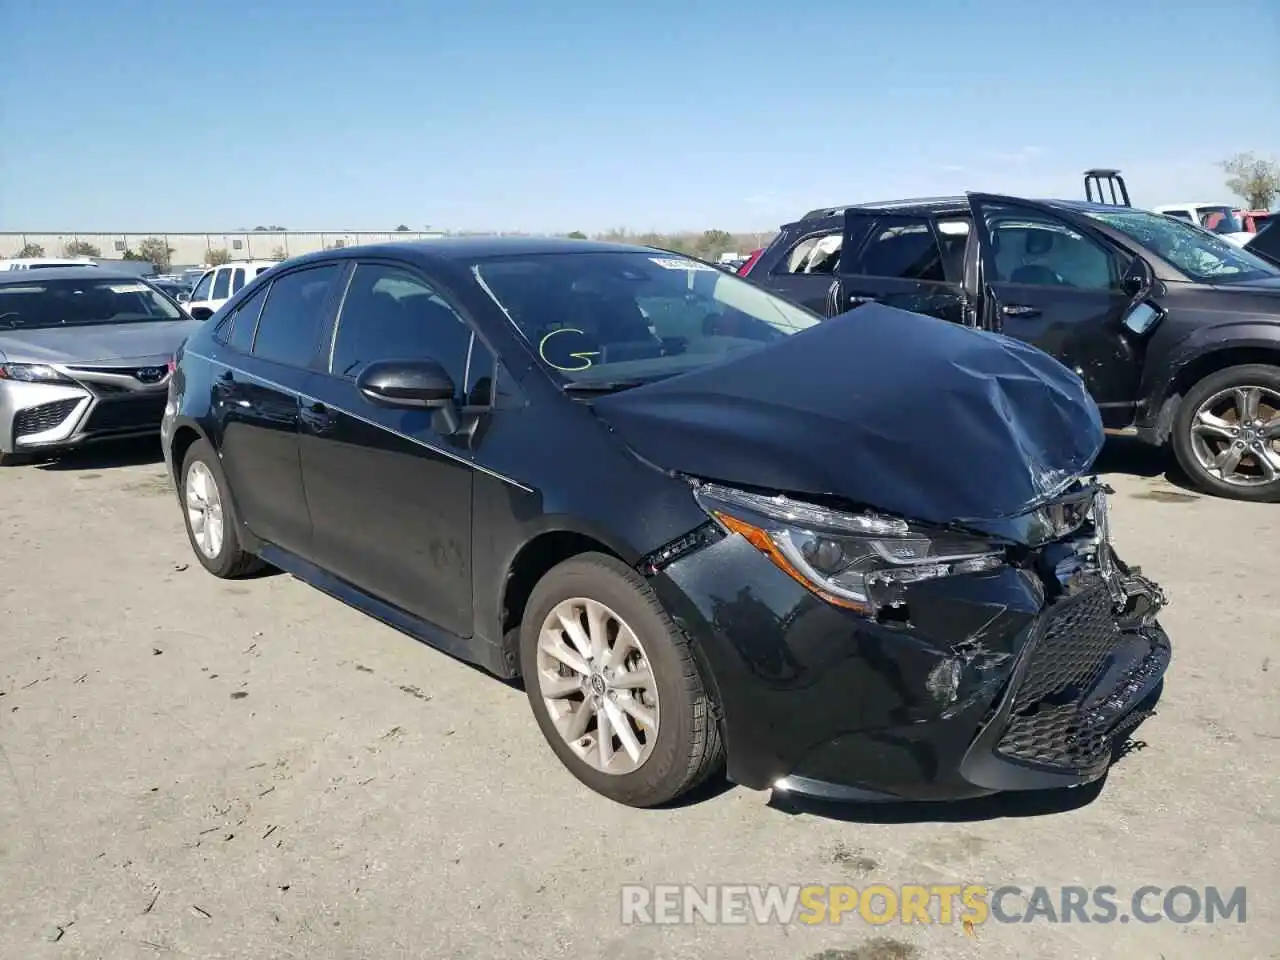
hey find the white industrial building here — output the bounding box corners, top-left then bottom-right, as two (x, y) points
(0, 230), (446, 268)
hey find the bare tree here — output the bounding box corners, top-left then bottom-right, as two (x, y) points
(137, 236), (174, 272)
(207, 248), (232, 266)
(16, 242), (45, 258)
(1221, 152), (1280, 209)
(63, 239), (101, 258)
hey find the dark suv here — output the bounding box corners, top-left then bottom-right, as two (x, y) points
(747, 176), (1280, 502)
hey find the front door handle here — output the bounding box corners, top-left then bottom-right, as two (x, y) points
(846, 294), (880, 306)
(1001, 304), (1041, 318)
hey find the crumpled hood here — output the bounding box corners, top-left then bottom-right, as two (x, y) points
(0, 319), (201, 364)
(592, 304), (1104, 530)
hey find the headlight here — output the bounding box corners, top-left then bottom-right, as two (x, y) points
(693, 483), (1006, 614)
(0, 363), (71, 384)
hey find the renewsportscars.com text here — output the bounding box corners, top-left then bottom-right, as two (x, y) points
(620, 884), (1247, 926)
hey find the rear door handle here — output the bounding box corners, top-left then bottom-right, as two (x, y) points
(846, 294), (880, 306)
(1001, 304), (1041, 318)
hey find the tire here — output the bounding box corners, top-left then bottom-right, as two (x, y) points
(179, 438), (263, 578)
(1171, 363), (1280, 503)
(519, 552), (724, 807)
(0, 451), (32, 466)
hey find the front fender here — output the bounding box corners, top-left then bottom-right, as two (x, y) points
(1141, 319), (1280, 414)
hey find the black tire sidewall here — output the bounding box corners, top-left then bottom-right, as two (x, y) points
(179, 439), (245, 577)
(519, 553), (702, 807)
(1172, 364), (1280, 503)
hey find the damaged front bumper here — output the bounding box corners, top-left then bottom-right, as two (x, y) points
(646, 495), (1171, 803)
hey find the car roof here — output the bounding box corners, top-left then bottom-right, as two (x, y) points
(793, 196), (1155, 227)
(0, 266), (146, 284)
(280, 236), (663, 268)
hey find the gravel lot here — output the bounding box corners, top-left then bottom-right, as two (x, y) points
(1, 439), (1276, 960)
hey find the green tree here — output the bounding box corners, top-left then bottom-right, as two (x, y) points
(63, 239), (101, 258)
(395, 224), (411, 232)
(121, 249), (146, 261)
(137, 236), (174, 271)
(566, 230), (588, 239)
(207, 248), (232, 266)
(694, 229), (734, 260)
(1221, 152), (1280, 209)
(16, 242), (45, 258)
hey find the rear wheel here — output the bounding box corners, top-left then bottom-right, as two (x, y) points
(519, 552), (724, 807)
(1172, 364), (1280, 502)
(179, 438), (263, 577)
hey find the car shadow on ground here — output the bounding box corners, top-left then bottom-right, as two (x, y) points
(35, 437), (166, 471)
(1094, 436), (1198, 495)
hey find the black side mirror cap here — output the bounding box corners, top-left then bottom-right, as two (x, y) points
(356, 359), (456, 409)
(190, 306), (215, 321)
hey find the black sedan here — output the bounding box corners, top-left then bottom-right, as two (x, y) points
(162, 238), (1170, 807)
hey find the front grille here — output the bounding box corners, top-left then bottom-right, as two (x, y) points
(82, 395), (168, 433)
(994, 581), (1164, 772)
(13, 398), (81, 438)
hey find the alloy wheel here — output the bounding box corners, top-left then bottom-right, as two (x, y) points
(185, 461), (225, 559)
(535, 597), (660, 775)
(1189, 385), (1280, 488)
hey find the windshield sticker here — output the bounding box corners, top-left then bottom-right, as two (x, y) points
(106, 283), (150, 294)
(539, 327), (600, 371)
(649, 257), (716, 272)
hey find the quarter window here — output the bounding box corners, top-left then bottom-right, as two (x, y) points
(776, 232), (843, 275)
(251, 264), (342, 367)
(330, 263), (475, 394)
(231, 267), (246, 293)
(849, 217), (946, 282)
(211, 268), (231, 300)
(223, 283), (269, 353)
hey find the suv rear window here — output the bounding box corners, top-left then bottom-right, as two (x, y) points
(776, 232), (842, 275)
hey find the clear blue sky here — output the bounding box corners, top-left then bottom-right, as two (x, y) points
(1, 0), (1276, 233)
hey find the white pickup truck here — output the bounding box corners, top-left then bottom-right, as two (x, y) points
(1152, 203), (1255, 246)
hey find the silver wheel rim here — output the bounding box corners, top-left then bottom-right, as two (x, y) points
(1189, 385), (1280, 488)
(535, 597), (660, 775)
(185, 461), (225, 559)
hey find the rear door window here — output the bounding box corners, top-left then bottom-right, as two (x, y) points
(231, 267), (246, 293)
(251, 264), (343, 367)
(211, 267), (231, 300)
(848, 217), (946, 282)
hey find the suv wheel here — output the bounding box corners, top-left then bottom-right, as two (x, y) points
(179, 438), (263, 577)
(1172, 364), (1280, 502)
(519, 552), (724, 807)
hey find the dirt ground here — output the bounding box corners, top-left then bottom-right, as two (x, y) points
(1, 438), (1276, 960)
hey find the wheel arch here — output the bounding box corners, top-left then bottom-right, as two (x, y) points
(498, 527), (631, 677)
(1148, 341), (1280, 445)
(167, 418), (210, 483)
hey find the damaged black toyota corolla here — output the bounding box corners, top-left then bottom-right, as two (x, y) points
(162, 238), (1171, 808)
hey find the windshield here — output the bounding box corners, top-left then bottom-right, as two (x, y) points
(472, 251), (821, 384)
(1085, 209), (1280, 284)
(0, 277), (185, 330)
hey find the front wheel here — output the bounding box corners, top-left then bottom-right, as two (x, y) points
(1171, 364), (1280, 502)
(519, 552), (724, 807)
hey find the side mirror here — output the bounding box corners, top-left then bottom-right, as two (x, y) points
(1121, 257), (1153, 297)
(1122, 301), (1163, 336)
(356, 359), (456, 409)
(190, 305), (215, 321)
(177, 292), (191, 303)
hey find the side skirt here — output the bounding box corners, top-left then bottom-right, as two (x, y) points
(258, 543), (514, 679)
